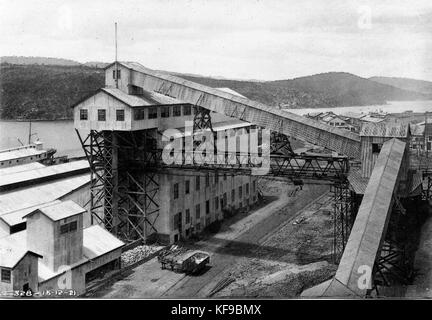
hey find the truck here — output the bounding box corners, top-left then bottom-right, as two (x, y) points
(158, 246), (210, 274)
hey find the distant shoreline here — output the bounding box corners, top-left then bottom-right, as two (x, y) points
(0, 118), (73, 122)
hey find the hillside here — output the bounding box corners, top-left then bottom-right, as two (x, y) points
(181, 72), (429, 109)
(0, 60), (430, 120)
(369, 76), (432, 95)
(0, 64), (104, 120)
(0, 56), (82, 66)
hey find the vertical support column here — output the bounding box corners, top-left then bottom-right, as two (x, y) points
(332, 182), (353, 263)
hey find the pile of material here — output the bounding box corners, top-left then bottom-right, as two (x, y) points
(121, 245), (162, 266)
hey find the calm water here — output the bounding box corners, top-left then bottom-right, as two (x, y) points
(289, 100), (432, 116)
(1, 100), (431, 157)
(0, 120), (85, 157)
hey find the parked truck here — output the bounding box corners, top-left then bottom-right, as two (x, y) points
(158, 245), (210, 274)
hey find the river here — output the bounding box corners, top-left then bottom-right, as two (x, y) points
(0, 119), (85, 157)
(1, 100), (431, 157)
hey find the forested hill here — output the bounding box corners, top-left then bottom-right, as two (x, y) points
(0, 62), (429, 120)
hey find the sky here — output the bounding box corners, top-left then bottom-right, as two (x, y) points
(1, 0), (432, 81)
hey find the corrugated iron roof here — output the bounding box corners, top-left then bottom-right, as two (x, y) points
(0, 174), (90, 217)
(0, 200), (61, 228)
(359, 122), (410, 137)
(348, 169), (369, 195)
(0, 162), (46, 176)
(0, 160), (89, 190)
(24, 200), (86, 222)
(411, 124), (425, 136)
(83, 225), (124, 259)
(215, 87), (247, 99)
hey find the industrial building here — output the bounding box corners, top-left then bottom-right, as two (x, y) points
(0, 148), (124, 295)
(72, 61), (259, 244)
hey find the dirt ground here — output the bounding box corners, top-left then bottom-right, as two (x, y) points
(93, 179), (337, 298)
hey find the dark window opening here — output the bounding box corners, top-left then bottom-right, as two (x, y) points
(116, 109), (125, 121)
(148, 107), (158, 119)
(1, 269), (11, 283)
(183, 105), (192, 116)
(186, 209), (190, 224)
(173, 105), (181, 117)
(185, 180), (190, 194)
(134, 109), (145, 120)
(195, 176), (200, 190)
(80, 109), (88, 120)
(372, 143), (382, 154)
(161, 106), (170, 118)
(98, 109), (106, 121)
(174, 183), (179, 199)
(195, 204), (201, 219)
(206, 200), (210, 214)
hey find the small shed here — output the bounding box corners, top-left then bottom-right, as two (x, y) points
(359, 122), (411, 178)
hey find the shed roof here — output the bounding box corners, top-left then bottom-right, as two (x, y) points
(0, 160), (89, 191)
(0, 162), (46, 176)
(359, 122), (410, 138)
(215, 87), (247, 99)
(0, 201), (61, 228)
(83, 225), (124, 259)
(24, 200), (86, 222)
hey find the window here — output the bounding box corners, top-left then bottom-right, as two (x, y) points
(186, 209), (190, 224)
(215, 197), (219, 210)
(116, 109), (125, 121)
(173, 213), (180, 231)
(205, 174), (210, 187)
(196, 204), (201, 219)
(1, 269), (11, 283)
(173, 105), (181, 117)
(246, 183), (249, 195)
(196, 176), (200, 190)
(134, 109), (145, 120)
(98, 109), (106, 121)
(196, 223), (201, 231)
(239, 186), (243, 198)
(185, 180), (190, 194)
(148, 107), (158, 119)
(60, 221), (77, 235)
(372, 143), (382, 154)
(60, 223), (69, 235)
(183, 105), (192, 116)
(113, 69), (121, 79)
(224, 173), (227, 181)
(206, 200), (210, 214)
(223, 193), (227, 208)
(161, 106), (170, 118)
(253, 180), (256, 193)
(174, 183), (179, 199)
(231, 189), (235, 202)
(69, 221), (77, 232)
(215, 174), (219, 183)
(80, 109), (88, 120)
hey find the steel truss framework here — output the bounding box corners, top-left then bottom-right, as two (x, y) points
(331, 183), (355, 263)
(76, 129), (160, 242)
(367, 197), (414, 297)
(76, 108), (355, 247)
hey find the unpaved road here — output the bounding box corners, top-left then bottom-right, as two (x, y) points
(94, 182), (330, 298)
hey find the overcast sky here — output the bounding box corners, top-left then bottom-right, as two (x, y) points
(1, 0), (432, 81)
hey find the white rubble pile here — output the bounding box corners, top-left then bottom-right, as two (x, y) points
(121, 245), (163, 266)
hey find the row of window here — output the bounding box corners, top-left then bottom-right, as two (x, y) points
(173, 176), (256, 199)
(79, 109), (125, 121)
(172, 195), (256, 234)
(79, 105), (193, 122)
(135, 104), (192, 120)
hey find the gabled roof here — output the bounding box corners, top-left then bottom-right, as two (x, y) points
(0, 231), (42, 268)
(23, 200), (86, 222)
(359, 122), (410, 138)
(70, 87), (186, 109)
